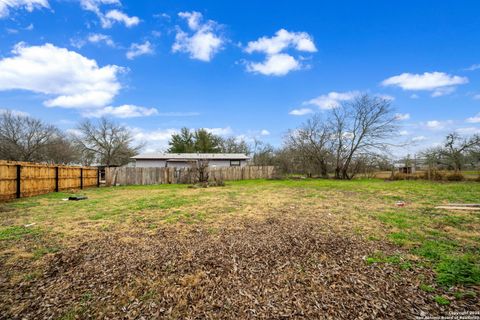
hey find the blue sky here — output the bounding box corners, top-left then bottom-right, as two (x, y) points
(0, 0), (479, 154)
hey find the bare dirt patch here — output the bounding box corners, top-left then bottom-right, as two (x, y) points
(0, 217), (470, 320)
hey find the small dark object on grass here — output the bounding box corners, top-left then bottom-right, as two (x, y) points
(68, 196), (88, 201)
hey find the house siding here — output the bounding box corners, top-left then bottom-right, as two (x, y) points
(134, 159), (247, 168)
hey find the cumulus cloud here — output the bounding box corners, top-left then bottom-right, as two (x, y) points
(82, 104), (158, 118)
(79, 0), (139, 28)
(102, 9), (139, 28)
(244, 29), (317, 76)
(303, 91), (358, 110)
(289, 108), (314, 116)
(0, 43), (123, 109)
(246, 53), (299, 76)
(411, 136), (427, 142)
(260, 129), (270, 136)
(172, 11), (224, 62)
(126, 41), (154, 59)
(395, 113), (410, 121)
(204, 126), (233, 136)
(466, 113), (480, 123)
(381, 72), (468, 97)
(130, 127), (178, 152)
(425, 120), (453, 130)
(88, 33), (115, 46)
(0, 0), (48, 18)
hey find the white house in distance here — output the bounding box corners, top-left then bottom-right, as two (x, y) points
(131, 153), (250, 168)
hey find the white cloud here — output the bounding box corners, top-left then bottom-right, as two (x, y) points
(303, 91), (358, 110)
(289, 108), (313, 116)
(473, 94), (480, 100)
(425, 120), (453, 130)
(0, 108), (29, 116)
(0, 0), (48, 18)
(88, 33), (115, 47)
(204, 126), (232, 136)
(102, 9), (139, 28)
(82, 105), (158, 118)
(130, 127), (178, 152)
(399, 130), (409, 136)
(172, 11), (223, 62)
(79, 1), (139, 29)
(79, 0), (119, 14)
(245, 29), (317, 55)
(464, 64), (480, 71)
(246, 53), (299, 76)
(395, 113), (410, 121)
(426, 120), (441, 129)
(412, 136), (427, 142)
(126, 41), (154, 59)
(244, 29), (316, 76)
(466, 113), (480, 123)
(381, 72), (468, 97)
(0, 43), (123, 109)
(410, 94), (419, 99)
(455, 127), (480, 135)
(260, 129), (270, 136)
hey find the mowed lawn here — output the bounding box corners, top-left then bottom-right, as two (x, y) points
(0, 179), (479, 319)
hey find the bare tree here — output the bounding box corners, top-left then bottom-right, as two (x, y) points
(73, 118), (143, 166)
(0, 110), (67, 162)
(285, 115), (331, 177)
(251, 138), (275, 166)
(330, 94), (398, 179)
(190, 159), (210, 183)
(440, 132), (480, 172)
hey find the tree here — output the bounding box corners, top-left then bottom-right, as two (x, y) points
(440, 132), (480, 171)
(73, 118), (142, 166)
(251, 138), (275, 166)
(167, 128), (224, 153)
(285, 115), (331, 177)
(220, 137), (250, 154)
(168, 127), (195, 153)
(0, 110), (71, 163)
(330, 94), (398, 179)
(194, 129), (222, 153)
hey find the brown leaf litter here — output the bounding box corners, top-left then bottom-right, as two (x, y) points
(0, 217), (475, 319)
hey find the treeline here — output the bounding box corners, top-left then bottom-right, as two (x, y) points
(0, 111), (141, 166)
(2, 93), (478, 179)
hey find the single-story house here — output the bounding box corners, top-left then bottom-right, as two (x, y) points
(131, 153), (250, 168)
(394, 162), (416, 174)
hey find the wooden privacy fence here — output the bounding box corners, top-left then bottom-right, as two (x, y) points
(106, 166), (276, 186)
(0, 161), (99, 200)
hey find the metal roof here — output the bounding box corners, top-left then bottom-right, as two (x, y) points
(132, 153), (250, 160)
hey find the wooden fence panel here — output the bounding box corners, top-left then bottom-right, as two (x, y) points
(105, 166), (276, 186)
(0, 161), (98, 200)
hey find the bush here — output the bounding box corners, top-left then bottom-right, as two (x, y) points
(421, 170), (446, 181)
(391, 172), (419, 180)
(445, 172), (465, 181)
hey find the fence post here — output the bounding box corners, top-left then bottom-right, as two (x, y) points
(55, 167), (59, 192)
(80, 168), (84, 189)
(97, 168), (100, 187)
(16, 164), (21, 198)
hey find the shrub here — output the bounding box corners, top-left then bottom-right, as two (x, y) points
(422, 170), (446, 181)
(391, 172), (419, 180)
(445, 172), (465, 181)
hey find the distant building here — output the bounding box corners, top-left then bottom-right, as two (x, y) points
(131, 153), (250, 168)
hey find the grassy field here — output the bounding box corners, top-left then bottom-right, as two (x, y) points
(0, 179), (479, 318)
